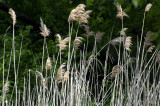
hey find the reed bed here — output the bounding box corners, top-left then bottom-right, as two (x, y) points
(1, 2), (160, 106)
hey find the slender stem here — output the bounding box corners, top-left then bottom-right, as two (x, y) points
(12, 24), (18, 106)
(42, 37), (46, 72)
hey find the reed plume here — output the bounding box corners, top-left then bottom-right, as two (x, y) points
(111, 65), (120, 79)
(115, 3), (129, 20)
(40, 18), (50, 37)
(79, 10), (92, 25)
(56, 34), (70, 50)
(68, 4), (86, 22)
(63, 71), (70, 82)
(126, 57), (136, 66)
(87, 54), (94, 62)
(68, 4), (92, 25)
(144, 31), (153, 46)
(3, 81), (9, 93)
(110, 37), (126, 45)
(145, 3), (152, 12)
(83, 25), (94, 37)
(36, 71), (48, 87)
(124, 36), (132, 51)
(120, 28), (128, 36)
(9, 8), (16, 25)
(56, 63), (66, 84)
(74, 37), (83, 49)
(95, 32), (105, 42)
(46, 57), (51, 71)
(147, 45), (155, 52)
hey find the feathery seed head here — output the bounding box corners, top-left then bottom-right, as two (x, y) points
(147, 45), (155, 52)
(46, 57), (51, 71)
(95, 32), (105, 42)
(83, 25), (95, 37)
(61, 37), (70, 44)
(116, 11), (129, 20)
(145, 3), (152, 12)
(56, 34), (70, 50)
(3, 81), (9, 93)
(115, 2), (122, 13)
(68, 9), (81, 22)
(115, 3), (128, 20)
(110, 37), (126, 45)
(41, 78), (47, 88)
(56, 63), (66, 84)
(56, 44), (68, 50)
(77, 4), (86, 9)
(126, 57), (136, 66)
(79, 10), (92, 25)
(56, 33), (62, 42)
(145, 31), (153, 46)
(125, 36), (132, 51)
(63, 71), (70, 82)
(68, 4), (91, 24)
(74, 37), (83, 49)
(9, 8), (16, 25)
(87, 54), (94, 62)
(40, 18), (50, 37)
(120, 28), (128, 36)
(111, 65), (121, 79)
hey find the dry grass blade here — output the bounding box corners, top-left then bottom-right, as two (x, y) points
(156, 51), (160, 63)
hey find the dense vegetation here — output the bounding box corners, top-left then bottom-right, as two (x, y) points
(0, 0), (160, 105)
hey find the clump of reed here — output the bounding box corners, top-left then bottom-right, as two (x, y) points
(1, 2), (160, 106)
